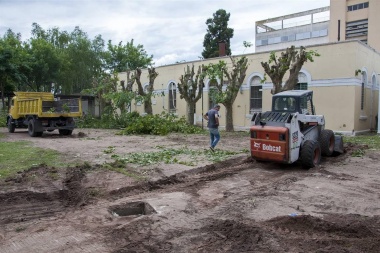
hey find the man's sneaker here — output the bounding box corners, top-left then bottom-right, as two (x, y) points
(209, 146), (215, 152)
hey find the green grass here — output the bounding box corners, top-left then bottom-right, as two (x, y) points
(117, 146), (248, 167)
(344, 133), (380, 150)
(0, 141), (67, 179)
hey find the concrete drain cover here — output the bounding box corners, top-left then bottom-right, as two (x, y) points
(109, 201), (156, 216)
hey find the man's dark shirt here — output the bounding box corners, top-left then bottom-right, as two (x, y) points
(206, 109), (219, 129)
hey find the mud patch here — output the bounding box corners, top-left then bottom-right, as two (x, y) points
(264, 214), (380, 253)
(62, 166), (88, 206)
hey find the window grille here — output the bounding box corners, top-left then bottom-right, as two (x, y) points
(250, 76), (262, 113)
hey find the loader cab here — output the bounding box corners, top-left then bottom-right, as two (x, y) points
(272, 90), (315, 115)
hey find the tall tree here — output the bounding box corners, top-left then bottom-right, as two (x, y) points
(204, 56), (248, 132)
(134, 67), (158, 115)
(25, 37), (61, 92)
(177, 65), (206, 125)
(105, 39), (153, 73)
(202, 9), (234, 59)
(29, 24), (105, 94)
(0, 30), (30, 107)
(261, 45), (320, 94)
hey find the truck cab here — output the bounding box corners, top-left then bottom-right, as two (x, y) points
(272, 90), (315, 115)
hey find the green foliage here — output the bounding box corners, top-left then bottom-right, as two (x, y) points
(261, 46), (320, 94)
(62, 103), (70, 112)
(104, 39), (153, 72)
(243, 41), (252, 53)
(177, 64), (206, 125)
(77, 111), (140, 129)
(118, 146), (247, 167)
(119, 112), (204, 135)
(0, 110), (7, 127)
(0, 141), (66, 179)
(355, 69), (362, 76)
(77, 111), (203, 135)
(1, 23), (154, 96)
(345, 134), (380, 150)
(102, 159), (143, 179)
(203, 56), (248, 131)
(243, 41), (252, 48)
(202, 9), (234, 59)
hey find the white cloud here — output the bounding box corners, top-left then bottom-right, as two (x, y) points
(0, 0), (330, 66)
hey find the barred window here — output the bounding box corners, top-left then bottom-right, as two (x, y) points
(250, 76), (262, 114)
(168, 82), (176, 113)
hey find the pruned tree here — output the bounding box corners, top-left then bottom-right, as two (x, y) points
(204, 56), (248, 132)
(261, 45), (320, 94)
(202, 9), (234, 59)
(177, 64), (206, 125)
(105, 70), (135, 115)
(134, 67), (158, 115)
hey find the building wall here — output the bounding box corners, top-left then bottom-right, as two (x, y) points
(329, 0), (380, 52)
(118, 41), (379, 135)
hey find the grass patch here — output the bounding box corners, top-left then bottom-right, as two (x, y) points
(0, 141), (67, 179)
(117, 146), (248, 167)
(345, 133), (380, 150)
(102, 159), (145, 180)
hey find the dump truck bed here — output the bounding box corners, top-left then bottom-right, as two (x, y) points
(13, 92), (82, 118)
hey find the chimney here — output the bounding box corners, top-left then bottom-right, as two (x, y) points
(218, 41), (226, 57)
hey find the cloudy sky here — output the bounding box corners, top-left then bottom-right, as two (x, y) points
(0, 0), (330, 66)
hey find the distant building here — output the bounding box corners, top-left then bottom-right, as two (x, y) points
(118, 0), (380, 135)
(256, 0), (380, 53)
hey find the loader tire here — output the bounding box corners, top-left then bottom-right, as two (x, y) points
(7, 117), (15, 133)
(320, 129), (335, 156)
(300, 140), (321, 169)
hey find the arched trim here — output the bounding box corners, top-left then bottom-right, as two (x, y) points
(371, 73), (378, 88)
(166, 80), (177, 90)
(246, 72), (264, 88)
(299, 68), (312, 84)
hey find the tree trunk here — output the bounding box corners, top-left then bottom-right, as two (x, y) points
(1, 84), (5, 110)
(225, 103), (234, 132)
(187, 102), (195, 125)
(144, 99), (153, 115)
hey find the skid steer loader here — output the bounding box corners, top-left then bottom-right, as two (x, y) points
(250, 90), (343, 168)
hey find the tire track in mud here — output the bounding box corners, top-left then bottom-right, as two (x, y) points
(0, 166), (88, 225)
(109, 153), (357, 200)
(108, 156), (256, 199)
(0, 191), (64, 224)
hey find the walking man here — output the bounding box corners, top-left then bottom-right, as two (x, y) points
(203, 104), (221, 152)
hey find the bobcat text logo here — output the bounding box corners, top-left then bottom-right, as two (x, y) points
(262, 144), (281, 152)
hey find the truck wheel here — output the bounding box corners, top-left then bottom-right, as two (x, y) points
(300, 140), (321, 169)
(59, 129), (73, 135)
(7, 117), (15, 133)
(28, 119), (38, 137)
(320, 129), (335, 156)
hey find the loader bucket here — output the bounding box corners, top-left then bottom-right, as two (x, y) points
(333, 135), (344, 154)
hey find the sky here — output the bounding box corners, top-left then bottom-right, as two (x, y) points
(0, 0), (330, 66)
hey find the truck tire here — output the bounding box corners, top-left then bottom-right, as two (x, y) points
(320, 129), (335, 156)
(28, 119), (37, 137)
(300, 140), (321, 169)
(28, 119), (43, 137)
(7, 117), (15, 133)
(59, 129), (73, 136)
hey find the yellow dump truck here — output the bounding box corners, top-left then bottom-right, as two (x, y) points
(6, 92), (82, 137)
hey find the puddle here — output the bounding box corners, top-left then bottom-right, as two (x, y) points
(109, 201), (156, 216)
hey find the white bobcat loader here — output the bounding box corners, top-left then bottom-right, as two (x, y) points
(250, 90), (343, 168)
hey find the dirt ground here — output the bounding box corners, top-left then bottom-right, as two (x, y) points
(0, 128), (380, 253)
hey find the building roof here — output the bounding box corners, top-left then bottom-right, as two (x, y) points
(273, 90), (313, 97)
